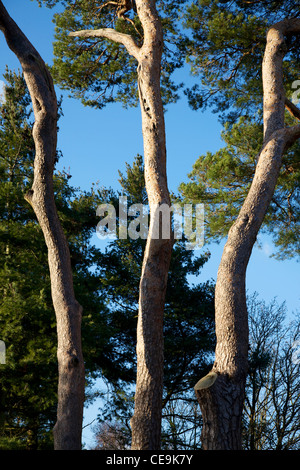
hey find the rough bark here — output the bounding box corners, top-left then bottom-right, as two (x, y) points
(130, 1), (173, 449)
(195, 18), (300, 450)
(69, 0), (172, 450)
(0, 1), (85, 450)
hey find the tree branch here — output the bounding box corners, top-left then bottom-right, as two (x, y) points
(263, 18), (300, 142)
(69, 28), (140, 60)
(285, 97), (300, 121)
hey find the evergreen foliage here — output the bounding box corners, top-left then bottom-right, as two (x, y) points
(183, 0), (300, 121)
(180, 0), (300, 259)
(34, 0), (187, 108)
(3, 0), (298, 449)
(0, 70), (215, 448)
(0, 69), (110, 449)
(179, 116), (300, 258)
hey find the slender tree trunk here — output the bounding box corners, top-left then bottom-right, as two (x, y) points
(0, 1), (85, 450)
(69, 0), (172, 450)
(195, 18), (300, 450)
(130, 1), (173, 449)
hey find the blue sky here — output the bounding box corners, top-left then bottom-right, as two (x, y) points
(1, 0), (299, 448)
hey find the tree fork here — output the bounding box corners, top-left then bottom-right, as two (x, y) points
(195, 18), (300, 450)
(0, 1), (85, 450)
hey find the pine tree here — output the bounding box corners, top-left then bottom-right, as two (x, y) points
(182, 0), (300, 121)
(0, 71), (215, 449)
(33, 0), (189, 448)
(181, 0), (300, 449)
(0, 69), (112, 449)
(179, 117), (300, 258)
(93, 155), (215, 448)
(180, 0), (300, 259)
(34, 0), (186, 109)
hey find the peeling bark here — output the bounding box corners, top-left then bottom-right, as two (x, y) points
(0, 1), (85, 450)
(195, 18), (300, 450)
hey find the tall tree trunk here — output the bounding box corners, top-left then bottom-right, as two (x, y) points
(0, 1), (85, 450)
(130, 1), (173, 450)
(195, 18), (300, 450)
(69, 0), (172, 450)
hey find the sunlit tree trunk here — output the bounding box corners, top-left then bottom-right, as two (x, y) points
(195, 18), (300, 450)
(0, 1), (85, 450)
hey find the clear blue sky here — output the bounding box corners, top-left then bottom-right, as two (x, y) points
(1, 0), (299, 448)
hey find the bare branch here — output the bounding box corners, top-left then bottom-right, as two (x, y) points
(69, 28), (140, 60)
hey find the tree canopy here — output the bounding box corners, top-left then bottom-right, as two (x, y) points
(31, 1), (300, 258)
(0, 69), (114, 448)
(0, 70), (215, 448)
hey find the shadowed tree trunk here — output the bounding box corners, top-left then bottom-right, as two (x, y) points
(69, 0), (173, 450)
(194, 18), (300, 450)
(0, 1), (85, 450)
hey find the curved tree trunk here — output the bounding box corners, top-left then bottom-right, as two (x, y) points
(0, 1), (85, 450)
(195, 18), (300, 450)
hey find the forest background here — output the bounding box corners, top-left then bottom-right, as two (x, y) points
(0, 0), (299, 449)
